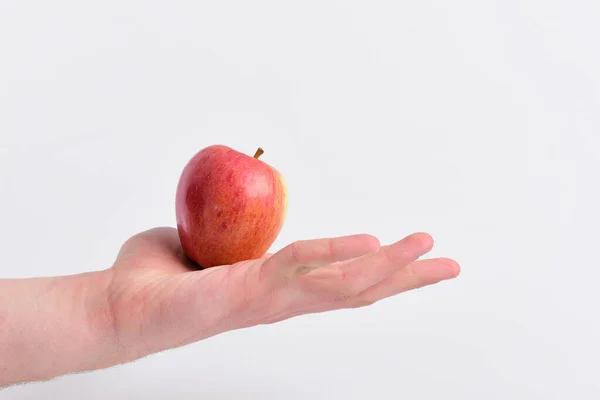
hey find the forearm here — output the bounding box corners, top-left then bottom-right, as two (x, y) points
(0, 270), (117, 387)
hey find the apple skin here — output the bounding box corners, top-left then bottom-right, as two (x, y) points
(175, 145), (288, 268)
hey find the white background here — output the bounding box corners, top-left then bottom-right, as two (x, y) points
(1, 1), (599, 398)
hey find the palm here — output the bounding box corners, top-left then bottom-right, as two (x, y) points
(106, 227), (459, 358)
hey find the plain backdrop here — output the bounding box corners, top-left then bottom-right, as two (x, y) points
(1, 1), (599, 399)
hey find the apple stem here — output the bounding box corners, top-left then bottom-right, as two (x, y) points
(253, 147), (264, 159)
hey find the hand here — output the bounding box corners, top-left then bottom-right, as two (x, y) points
(0, 227), (460, 386)
(104, 227), (460, 362)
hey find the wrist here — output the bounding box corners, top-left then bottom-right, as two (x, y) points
(0, 269), (118, 385)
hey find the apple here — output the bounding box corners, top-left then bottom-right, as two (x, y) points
(175, 145), (288, 268)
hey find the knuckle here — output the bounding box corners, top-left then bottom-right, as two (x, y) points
(403, 264), (418, 281)
(290, 241), (302, 264)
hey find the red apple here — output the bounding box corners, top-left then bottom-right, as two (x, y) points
(175, 145), (288, 268)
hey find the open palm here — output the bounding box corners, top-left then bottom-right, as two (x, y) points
(105, 227), (460, 360)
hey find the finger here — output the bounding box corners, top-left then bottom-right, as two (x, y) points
(347, 257), (460, 308)
(117, 227), (179, 257)
(260, 234), (381, 285)
(260, 258), (460, 324)
(115, 227), (194, 272)
(327, 232), (434, 298)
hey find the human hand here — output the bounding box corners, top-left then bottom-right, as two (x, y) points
(0, 227), (459, 386)
(104, 227), (460, 363)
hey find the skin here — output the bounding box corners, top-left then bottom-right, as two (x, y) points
(176, 145), (288, 268)
(0, 227), (460, 388)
